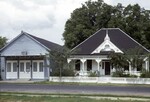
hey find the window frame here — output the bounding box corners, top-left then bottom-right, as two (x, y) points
(39, 62), (43, 72)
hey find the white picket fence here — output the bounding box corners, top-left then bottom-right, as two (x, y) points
(49, 77), (150, 84)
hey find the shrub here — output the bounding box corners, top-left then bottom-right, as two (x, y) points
(112, 71), (137, 77)
(112, 70), (124, 77)
(88, 71), (98, 77)
(140, 71), (150, 78)
(51, 68), (75, 76)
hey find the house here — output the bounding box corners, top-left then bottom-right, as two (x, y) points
(0, 31), (62, 80)
(67, 28), (150, 76)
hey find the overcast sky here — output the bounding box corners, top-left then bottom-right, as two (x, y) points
(0, 0), (150, 45)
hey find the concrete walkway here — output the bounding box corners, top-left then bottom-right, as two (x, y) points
(0, 79), (44, 83)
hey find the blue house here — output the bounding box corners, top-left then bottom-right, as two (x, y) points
(0, 31), (62, 80)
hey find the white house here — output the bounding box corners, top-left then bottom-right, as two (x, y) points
(0, 31), (62, 80)
(68, 28), (150, 76)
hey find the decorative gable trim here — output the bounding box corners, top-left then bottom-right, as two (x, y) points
(92, 32), (123, 54)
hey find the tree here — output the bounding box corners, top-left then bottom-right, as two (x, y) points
(0, 36), (7, 49)
(110, 47), (147, 72)
(63, 0), (150, 49)
(124, 47), (146, 71)
(49, 47), (74, 77)
(109, 53), (128, 71)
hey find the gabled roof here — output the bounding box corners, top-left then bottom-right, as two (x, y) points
(0, 31), (62, 52)
(72, 28), (150, 55)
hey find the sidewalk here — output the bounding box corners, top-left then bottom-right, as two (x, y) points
(0, 79), (44, 83)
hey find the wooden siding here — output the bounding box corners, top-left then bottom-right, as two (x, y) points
(1, 34), (48, 56)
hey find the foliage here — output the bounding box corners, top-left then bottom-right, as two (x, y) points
(52, 68), (75, 76)
(112, 71), (138, 77)
(140, 70), (150, 78)
(112, 70), (124, 77)
(88, 71), (98, 77)
(124, 47), (145, 71)
(0, 94), (146, 102)
(63, 0), (150, 49)
(0, 36), (7, 49)
(49, 47), (74, 77)
(109, 53), (128, 71)
(109, 47), (147, 72)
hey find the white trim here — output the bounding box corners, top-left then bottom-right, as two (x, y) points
(92, 33), (123, 54)
(6, 60), (18, 79)
(32, 60), (44, 79)
(19, 60), (31, 79)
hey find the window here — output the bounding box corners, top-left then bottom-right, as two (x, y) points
(26, 62), (30, 72)
(20, 62), (24, 72)
(75, 60), (80, 71)
(39, 62), (43, 72)
(33, 62), (37, 72)
(13, 62), (17, 72)
(7, 63), (11, 72)
(87, 60), (92, 71)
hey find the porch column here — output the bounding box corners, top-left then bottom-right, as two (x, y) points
(17, 57), (20, 79)
(67, 59), (71, 63)
(144, 57), (149, 71)
(145, 60), (148, 71)
(129, 62), (132, 75)
(95, 59), (102, 77)
(81, 59), (86, 76)
(30, 57), (33, 80)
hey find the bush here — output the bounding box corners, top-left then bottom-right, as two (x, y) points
(51, 68), (75, 76)
(88, 71), (98, 77)
(112, 71), (137, 77)
(112, 70), (124, 77)
(140, 71), (150, 78)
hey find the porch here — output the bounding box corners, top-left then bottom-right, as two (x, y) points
(67, 55), (149, 77)
(2, 55), (49, 80)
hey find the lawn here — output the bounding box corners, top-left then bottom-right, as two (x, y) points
(0, 94), (149, 102)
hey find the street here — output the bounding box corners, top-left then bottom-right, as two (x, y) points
(0, 83), (150, 96)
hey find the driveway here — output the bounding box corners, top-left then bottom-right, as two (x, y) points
(0, 83), (150, 97)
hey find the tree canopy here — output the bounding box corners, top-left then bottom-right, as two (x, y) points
(63, 0), (150, 49)
(0, 36), (7, 49)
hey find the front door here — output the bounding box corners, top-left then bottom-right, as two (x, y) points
(105, 62), (110, 75)
(19, 61), (31, 79)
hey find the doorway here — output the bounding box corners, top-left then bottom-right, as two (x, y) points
(105, 62), (110, 75)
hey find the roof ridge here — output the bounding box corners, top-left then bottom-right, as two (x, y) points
(25, 32), (62, 50)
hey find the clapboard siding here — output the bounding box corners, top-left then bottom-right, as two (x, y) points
(1, 35), (48, 56)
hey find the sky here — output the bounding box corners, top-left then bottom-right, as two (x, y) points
(0, 0), (150, 45)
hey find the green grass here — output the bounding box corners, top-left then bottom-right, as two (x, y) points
(1, 91), (150, 99)
(0, 94), (149, 102)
